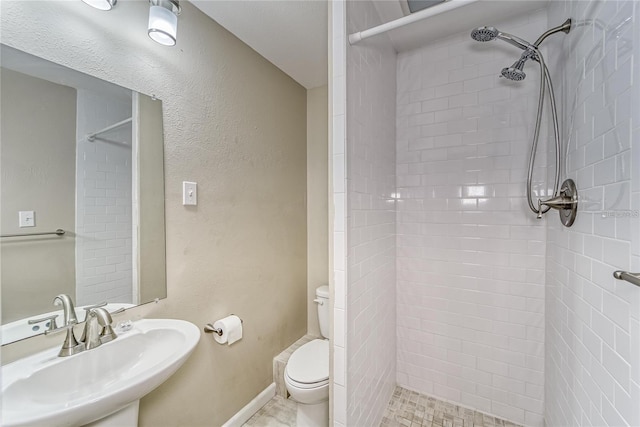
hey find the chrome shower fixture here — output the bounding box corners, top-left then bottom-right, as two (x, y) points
(470, 26), (536, 51)
(501, 56), (527, 81)
(470, 26), (499, 42)
(470, 19), (576, 226)
(470, 19), (571, 50)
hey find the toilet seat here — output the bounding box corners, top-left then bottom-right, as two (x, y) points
(285, 376), (330, 390)
(285, 339), (329, 388)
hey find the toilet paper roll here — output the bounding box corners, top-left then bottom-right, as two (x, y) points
(213, 315), (243, 345)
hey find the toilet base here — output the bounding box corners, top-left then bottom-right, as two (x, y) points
(295, 399), (329, 427)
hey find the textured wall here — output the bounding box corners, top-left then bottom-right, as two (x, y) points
(1, 1), (307, 426)
(0, 68), (77, 323)
(395, 11), (549, 426)
(544, 1), (640, 426)
(345, 1), (398, 426)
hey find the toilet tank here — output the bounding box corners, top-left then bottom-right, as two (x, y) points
(315, 285), (330, 339)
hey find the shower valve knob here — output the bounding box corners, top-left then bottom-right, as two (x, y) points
(537, 179), (578, 227)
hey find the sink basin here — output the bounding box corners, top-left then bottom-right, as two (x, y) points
(2, 319), (200, 427)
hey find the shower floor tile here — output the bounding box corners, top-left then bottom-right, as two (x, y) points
(243, 386), (522, 427)
(381, 387), (523, 427)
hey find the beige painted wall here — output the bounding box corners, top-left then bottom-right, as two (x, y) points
(306, 85), (329, 337)
(0, 68), (76, 323)
(1, 2), (307, 425)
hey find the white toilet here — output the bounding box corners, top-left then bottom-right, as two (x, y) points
(284, 285), (330, 427)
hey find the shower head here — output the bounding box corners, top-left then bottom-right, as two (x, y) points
(501, 58), (527, 81)
(470, 26), (499, 42)
(502, 59), (527, 82)
(501, 67), (526, 81)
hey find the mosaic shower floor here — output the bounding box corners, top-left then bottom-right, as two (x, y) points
(381, 386), (523, 427)
(243, 386), (523, 427)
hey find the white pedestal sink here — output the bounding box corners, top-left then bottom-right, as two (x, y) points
(2, 319), (200, 427)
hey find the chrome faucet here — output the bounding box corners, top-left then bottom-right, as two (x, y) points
(45, 294), (85, 357)
(54, 293), (78, 325)
(82, 307), (117, 350)
(45, 296), (124, 356)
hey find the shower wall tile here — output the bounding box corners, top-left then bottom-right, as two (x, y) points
(76, 89), (133, 306)
(396, 12), (549, 427)
(344, 1), (397, 426)
(544, 1), (640, 427)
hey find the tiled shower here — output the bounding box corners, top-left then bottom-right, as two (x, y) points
(395, 10), (548, 426)
(332, 1), (639, 426)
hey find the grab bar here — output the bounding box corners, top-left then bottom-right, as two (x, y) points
(1, 229), (65, 238)
(613, 271), (640, 288)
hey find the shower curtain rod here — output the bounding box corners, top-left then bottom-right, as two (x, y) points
(348, 0), (479, 45)
(86, 117), (133, 142)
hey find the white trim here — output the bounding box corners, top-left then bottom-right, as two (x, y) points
(131, 92), (140, 305)
(221, 383), (276, 427)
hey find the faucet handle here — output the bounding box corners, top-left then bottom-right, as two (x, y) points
(45, 320), (85, 357)
(44, 320), (78, 336)
(91, 307), (118, 343)
(82, 301), (107, 321)
(28, 314), (59, 331)
(537, 199), (544, 219)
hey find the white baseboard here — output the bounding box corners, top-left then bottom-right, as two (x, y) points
(222, 383), (276, 427)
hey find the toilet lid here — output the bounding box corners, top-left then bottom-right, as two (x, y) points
(285, 339), (329, 384)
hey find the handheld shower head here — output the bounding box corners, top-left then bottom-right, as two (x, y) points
(471, 26), (534, 51)
(471, 26), (499, 42)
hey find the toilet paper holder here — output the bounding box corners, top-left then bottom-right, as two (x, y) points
(203, 315), (243, 336)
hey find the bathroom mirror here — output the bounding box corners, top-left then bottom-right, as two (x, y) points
(0, 44), (167, 344)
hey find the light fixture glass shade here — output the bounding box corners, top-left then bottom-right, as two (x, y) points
(148, 1), (179, 46)
(82, 0), (116, 11)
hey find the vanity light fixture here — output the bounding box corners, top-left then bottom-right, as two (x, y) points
(81, 0), (117, 11)
(148, 0), (181, 46)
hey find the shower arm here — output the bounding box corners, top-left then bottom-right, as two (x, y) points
(533, 19), (572, 47)
(493, 19), (573, 63)
(496, 18), (572, 56)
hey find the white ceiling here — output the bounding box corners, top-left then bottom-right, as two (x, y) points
(192, 0), (549, 90)
(191, 0), (328, 90)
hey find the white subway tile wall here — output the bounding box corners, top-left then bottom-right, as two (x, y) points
(344, 1), (398, 426)
(544, 1), (640, 426)
(76, 89), (133, 306)
(395, 11), (550, 427)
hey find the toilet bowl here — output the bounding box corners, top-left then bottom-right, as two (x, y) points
(285, 285), (330, 427)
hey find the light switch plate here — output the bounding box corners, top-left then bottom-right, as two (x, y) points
(19, 211), (35, 227)
(183, 182), (197, 206)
